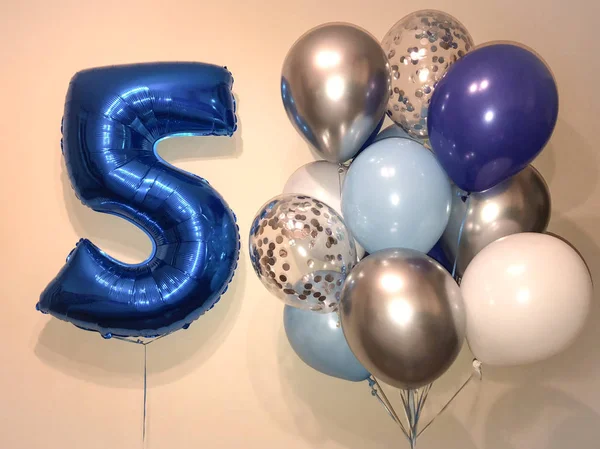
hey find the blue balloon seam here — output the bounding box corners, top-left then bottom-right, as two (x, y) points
(38, 62), (241, 338)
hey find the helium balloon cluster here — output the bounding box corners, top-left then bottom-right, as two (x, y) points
(250, 10), (593, 441)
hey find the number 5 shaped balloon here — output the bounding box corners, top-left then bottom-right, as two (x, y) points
(37, 63), (240, 338)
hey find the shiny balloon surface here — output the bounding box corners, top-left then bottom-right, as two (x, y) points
(442, 165), (551, 278)
(249, 194), (356, 312)
(37, 63), (240, 338)
(340, 249), (465, 389)
(281, 23), (391, 163)
(382, 10), (473, 140)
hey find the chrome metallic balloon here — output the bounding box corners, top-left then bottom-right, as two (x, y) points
(442, 165), (551, 279)
(281, 23), (391, 163)
(382, 10), (473, 140)
(340, 249), (465, 389)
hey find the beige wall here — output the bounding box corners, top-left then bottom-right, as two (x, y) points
(2, 0), (599, 448)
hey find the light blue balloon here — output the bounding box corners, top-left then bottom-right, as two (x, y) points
(342, 138), (451, 253)
(283, 306), (369, 382)
(373, 123), (417, 143)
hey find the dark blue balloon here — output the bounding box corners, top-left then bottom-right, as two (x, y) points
(427, 240), (452, 273)
(37, 63), (240, 338)
(428, 43), (558, 192)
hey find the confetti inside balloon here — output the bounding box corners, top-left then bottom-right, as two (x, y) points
(382, 9), (474, 140)
(249, 194), (356, 312)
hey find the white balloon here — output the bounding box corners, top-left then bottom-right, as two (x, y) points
(461, 233), (592, 366)
(283, 161), (365, 259)
(284, 161), (345, 212)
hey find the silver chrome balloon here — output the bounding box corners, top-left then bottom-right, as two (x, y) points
(281, 23), (391, 163)
(442, 165), (551, 278)
(340, 249), (465, 389)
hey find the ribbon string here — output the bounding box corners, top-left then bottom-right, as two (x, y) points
(113, 333), (168, 447)
(367, 358), (482, 447)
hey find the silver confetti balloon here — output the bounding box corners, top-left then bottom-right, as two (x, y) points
(442, 165), (551, 279)
(382, 10), (474, 139)
(340, 249), (465, 389)
(281, 23), (391, 163)
(249, 194), (356, 312)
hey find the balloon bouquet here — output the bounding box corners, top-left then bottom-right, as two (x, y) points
(250, 10), (593, 448)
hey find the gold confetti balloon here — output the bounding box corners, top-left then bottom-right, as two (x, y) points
(249, 194), (356, 312)
(382, 10), (474, 140)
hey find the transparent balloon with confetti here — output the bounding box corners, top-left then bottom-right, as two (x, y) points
(382, 9), (474, 140)
(249, 194), (356, 312)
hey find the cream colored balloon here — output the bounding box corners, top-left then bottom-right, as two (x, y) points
(283, 161), (366, 259)
(461, 233), (592, 366)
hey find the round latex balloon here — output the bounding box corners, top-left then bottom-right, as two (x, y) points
(249, 194), (356, 312)
(382, 9), (474, 140)
(341, 138), (451, 253)
(283, 161), (365, 259)
(461, 233), (592, 366)
(442, 165), (551, 278)
(281, 23), (390, 163)
(340, 249), (465, 389)
(428, 43), (558, 192)
(284, 306), (369, 382)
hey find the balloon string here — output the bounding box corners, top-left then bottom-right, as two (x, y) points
(112, 334), (168, 447)
(399, 385), (431, 447)
(417, 359), (483, 438)
(399, 389), (419, 448)
(367, 377), (409, 438)
(451, 192), (471, 281)
(369, 360), (483, 445)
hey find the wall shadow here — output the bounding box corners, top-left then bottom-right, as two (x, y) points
(533, 118), (598, 213)
(484, 385), (600, 449)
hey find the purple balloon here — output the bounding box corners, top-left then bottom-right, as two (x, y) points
(428, 43), (558, 192)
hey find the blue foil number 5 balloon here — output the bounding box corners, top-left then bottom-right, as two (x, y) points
(37, 63), (240, 338)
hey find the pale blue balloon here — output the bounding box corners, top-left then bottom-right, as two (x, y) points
(283, 306), (369, 382)
(342, 138), (451, 253)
